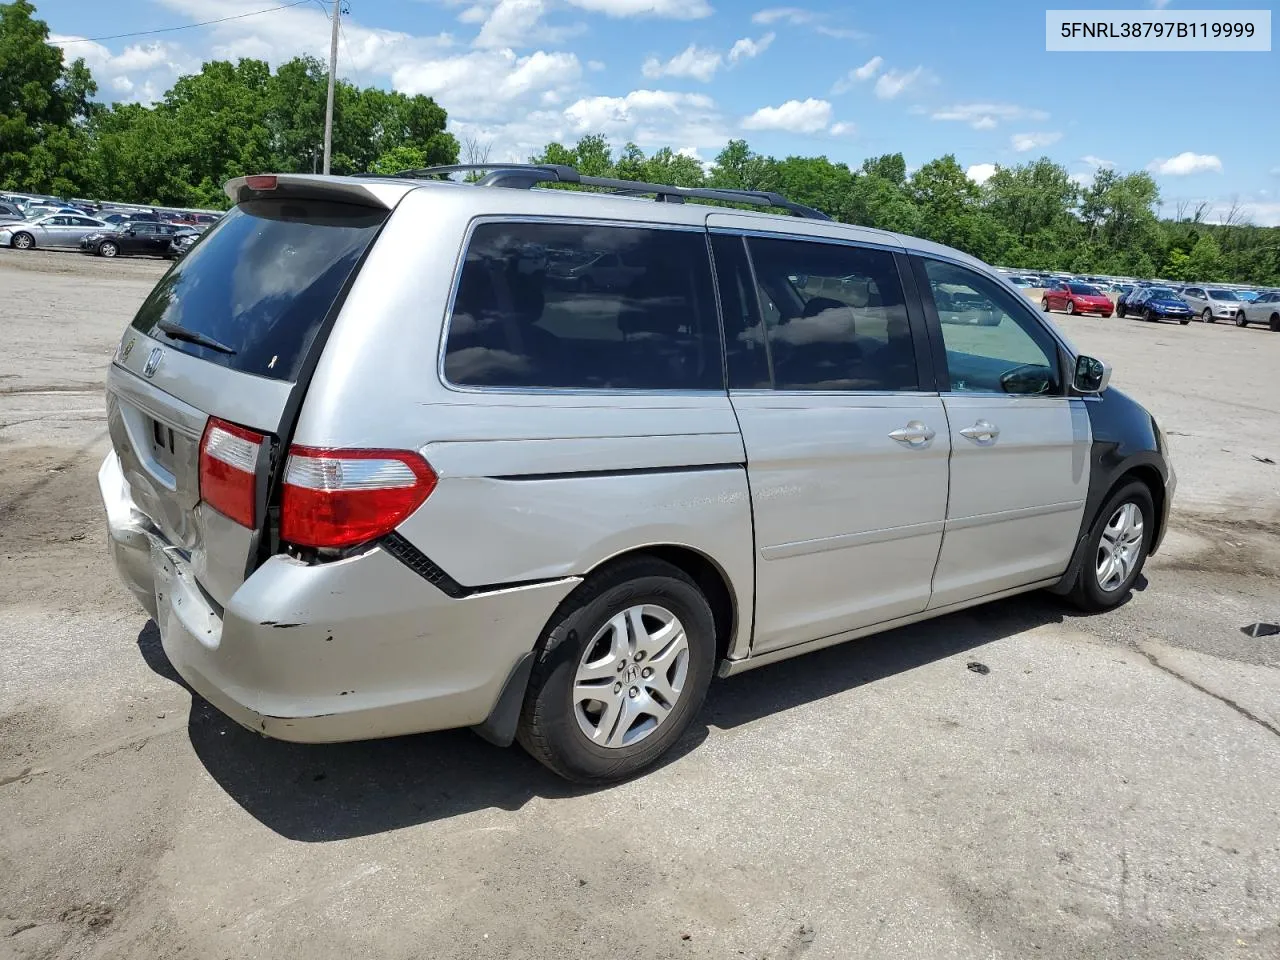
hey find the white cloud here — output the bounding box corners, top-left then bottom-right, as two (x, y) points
(741, 97), (832, 134)
(814, 25), (867, 39)
(931, 102), (1050, 129)
(394, 48), (582, 119)
(642, 44), (722, 82)
(1080, 154), (1114, 169)
(966, 163), (997, 185)
(874, 66), (930, 100)
(1070, 172), (1093, 188)
(832, 55), (881, 93)
(564, 0), (712, 18)
(473, 0), (581, 49)
(563, 89), (726, 148)
(1147, 152), (1223, 175)
(458, 5), (490, 25)
(587, 59), (606, 71)
(1011, 131), (1063, 152)
(828, 121), (856, 136)
(1148, 0), (1173, 8)
(728, 32), (775, 63)
(752, 7), (814, 25)
(49, 34), (198, 105)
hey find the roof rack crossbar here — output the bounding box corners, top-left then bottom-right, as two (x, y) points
(357, 162), (832, 220)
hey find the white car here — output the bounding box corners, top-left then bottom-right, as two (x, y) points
(1179, 285), (1243, 324)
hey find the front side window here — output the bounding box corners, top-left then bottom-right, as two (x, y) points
(734, 235), (918, 392)
(921, 259), (1061, 396)
(444, 222), (721, 391)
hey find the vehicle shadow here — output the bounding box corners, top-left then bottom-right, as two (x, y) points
(136, 590), (1083, 842)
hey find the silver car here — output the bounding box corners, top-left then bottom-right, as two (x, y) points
(1236, 290), (1280, 331)
(1179, 285), (1244, 323)
(1, 213), (111, 250)
(99, 167), (1175, 782)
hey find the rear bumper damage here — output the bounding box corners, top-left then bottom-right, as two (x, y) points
(99, 452), (579, 743)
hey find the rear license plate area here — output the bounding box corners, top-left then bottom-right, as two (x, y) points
(149, 417), (178, 473)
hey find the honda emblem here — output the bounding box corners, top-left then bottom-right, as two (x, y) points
(143, 347), (164, 378)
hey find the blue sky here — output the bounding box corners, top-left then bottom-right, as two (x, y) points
(40, 0), (1280, 223)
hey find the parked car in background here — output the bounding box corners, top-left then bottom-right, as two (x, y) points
(1234, 290), (1259, 302)
(1118, 287), (1192, 324)
(1236, 290), (1280, 331)
(1180, 286), (1243, 323)
(0, 202), (24, 224)
(169, 231), (200, 258)
(100, 210), (161, 226)
(0, 213), (110, 250)
(1042, 282), (1114, 317)
(80, 222), (198, 259)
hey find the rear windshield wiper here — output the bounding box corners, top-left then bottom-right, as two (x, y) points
(155, 320), (236, 355)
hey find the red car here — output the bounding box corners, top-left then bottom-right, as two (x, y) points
(1041, 282), (1114, 317)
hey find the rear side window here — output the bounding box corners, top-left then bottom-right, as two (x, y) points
(129, 199), (386, 382)
(444, 222), (721, 390)
(736, 235), (918, 392)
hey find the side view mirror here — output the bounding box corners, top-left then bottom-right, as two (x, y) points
(1073, 355), (1112, 394)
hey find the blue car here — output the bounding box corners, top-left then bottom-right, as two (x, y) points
(1119, 286), (1193, 324)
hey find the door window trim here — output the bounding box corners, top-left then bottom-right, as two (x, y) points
(909, 252), (1071, 399)
(711, 228), (938, 396)
(437, 215), (726, 397)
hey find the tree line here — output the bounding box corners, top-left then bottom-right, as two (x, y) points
(2, 0), (1276, 284)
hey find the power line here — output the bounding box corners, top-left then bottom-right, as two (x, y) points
(54, 0), (314, 45)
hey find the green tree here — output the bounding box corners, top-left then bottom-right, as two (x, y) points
(1186, 233), (1225, 281)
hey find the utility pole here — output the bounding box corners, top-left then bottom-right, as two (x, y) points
(322, 0), (340, 175)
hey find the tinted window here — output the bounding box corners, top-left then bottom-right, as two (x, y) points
(737, 235), (917, 391)
(71, 216), (99, 227)
(1207, 289), (1237, 300)
(130, 198), (385, 382)
(1067, 283), (1102, 296)
(444, 222), (721, 390)
(922, 259), (1061, 395)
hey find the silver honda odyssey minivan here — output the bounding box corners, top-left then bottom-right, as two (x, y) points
(100, 165), (1174, 782)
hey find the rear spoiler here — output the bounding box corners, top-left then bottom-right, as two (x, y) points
(224, 174), (417, 210)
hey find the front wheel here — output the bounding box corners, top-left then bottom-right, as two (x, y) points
(1067, 481), (1154, 612)
(1042, 297), (1052, 313)
(1180, 318), (1190, 325)
(1202, 308), (1215, 324)
(98, 241), (119, 258)
(1117, 305), (1127, 318)
(1065, 300), (1076, 315)
(11, 231), (34, 250)
(517, 557), (716, 783)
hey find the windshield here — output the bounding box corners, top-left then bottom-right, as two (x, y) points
(1068, 283), (1103, 296)
(1207, 289), (1238, 300)
(129, 198), (387, 381)
(1148, 288), (1177, 299)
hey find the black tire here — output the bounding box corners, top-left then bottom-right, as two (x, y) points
(98, 240), (119, 258)
(1235, 313), (1248, 328)
(1042, 297), (1052, 313)
(1144, 307), (1155, 322)
(1066, 300), (1076, 315)
(1116, 304), (1126, 318)
(1270, 314), (1280, 332)
(1179, 318), (1190, 325)
(517, 556), (716, 783)
(11, 231), (34, 250)
(1067, 481), (1155, 613)
(1201, 308), (1215, 324)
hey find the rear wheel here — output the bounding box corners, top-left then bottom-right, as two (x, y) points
(1235, 313), (1248, 327)
(1144, 307), (1155, 322)
(1117, 304), (1127, 318)
(1067, 481), (1154, 612)
(517, 557), (716, 783)
(11, 231), (33, 250)
(98, 240), (118, 258)
(1180, 318), (1190, 325)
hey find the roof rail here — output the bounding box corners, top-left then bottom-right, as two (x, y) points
(353, 162), (832, 221)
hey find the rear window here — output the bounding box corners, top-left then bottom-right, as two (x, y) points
(129, 198), (386, 381)
(443, 221), (721, 390)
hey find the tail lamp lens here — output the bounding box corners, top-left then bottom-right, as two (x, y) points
(199, 418), (265, 529)
(280, 447), (437, 548)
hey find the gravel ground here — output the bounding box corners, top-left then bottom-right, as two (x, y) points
(2, 248), (1278, 960)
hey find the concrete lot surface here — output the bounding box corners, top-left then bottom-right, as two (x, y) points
(2, 249), (1278, 960)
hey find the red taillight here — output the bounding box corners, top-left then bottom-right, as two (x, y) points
(245, 174), (278, 191)
(199, 417), (266, 529)
(280, 447), (437, 549)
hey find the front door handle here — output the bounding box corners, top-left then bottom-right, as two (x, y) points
(959, 420), (1000, 443)
(888, 421), (936, 447)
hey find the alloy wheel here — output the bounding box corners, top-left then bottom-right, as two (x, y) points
(1096, 502), (1144, 592)
(572, 604), (690, 749)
